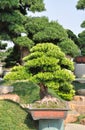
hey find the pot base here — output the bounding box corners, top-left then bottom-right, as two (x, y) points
(39, 119), (64, 130)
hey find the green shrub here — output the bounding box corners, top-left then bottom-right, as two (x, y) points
(4, 66), (31, 81)
(0, 100), (36, 130)
(75, 115), (85, 124)
(12, 81), (40, 104)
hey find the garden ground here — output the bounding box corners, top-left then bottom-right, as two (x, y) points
(65, 123), (85, 130)
(0, 80), (85, 130)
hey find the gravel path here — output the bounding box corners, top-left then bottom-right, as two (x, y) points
(65, 123), (85, 130)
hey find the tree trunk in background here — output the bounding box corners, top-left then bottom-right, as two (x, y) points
(19, 46), (29, 65)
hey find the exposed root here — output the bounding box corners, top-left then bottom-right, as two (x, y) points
(20, 103), (30, 109)
(20, 96), (66, 109)
(36, 95), (61, 106)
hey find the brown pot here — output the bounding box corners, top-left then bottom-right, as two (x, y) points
(75, 56), (85, 63)
(29, 108), (68, 120)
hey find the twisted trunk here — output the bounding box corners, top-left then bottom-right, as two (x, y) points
(39, 83), (49, 99)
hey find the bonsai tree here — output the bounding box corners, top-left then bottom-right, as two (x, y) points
(23, 43), (75, 101)
(4, 43), (75, 101)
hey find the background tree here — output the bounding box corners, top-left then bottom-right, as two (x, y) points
(0, 42), (7, 50)
(0, 41), (7, 62)
(76, 0), (85, 55)
(1, 1), (80, 67)
(66, 29), (80, 46)
(78, 31), (85, 55)
(25, 16), (79, 57)
(58, 39), (80, 57)
(76, 0), (85, 9)
(0, 0), (45, 67)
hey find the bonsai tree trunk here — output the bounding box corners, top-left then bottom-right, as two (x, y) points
(38, 82), (61, 105)
(39, 83), (49, 99)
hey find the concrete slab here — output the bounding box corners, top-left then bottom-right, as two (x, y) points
(65, 123), (85, 130)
